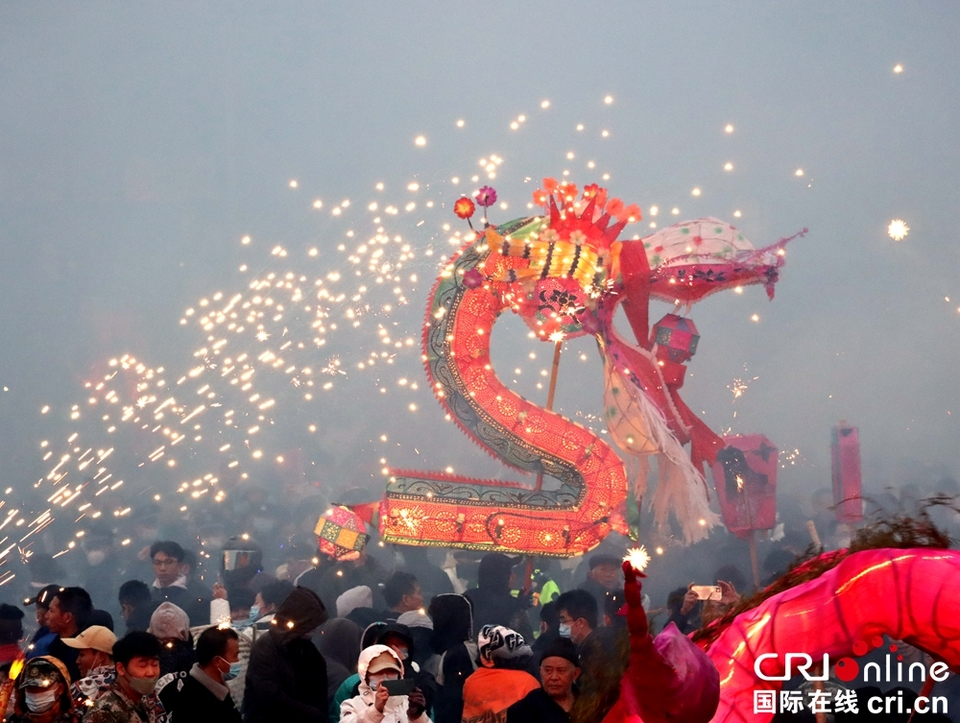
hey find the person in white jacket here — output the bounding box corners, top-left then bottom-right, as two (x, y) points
(340, 644), (430, 723)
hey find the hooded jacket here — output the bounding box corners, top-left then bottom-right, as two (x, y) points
(463, 555), (532, 642)
(243, 587), (329, 723)
(426, 595), (477, 723)
(339, 645), (431, 723)
(314, 617), (362, 703)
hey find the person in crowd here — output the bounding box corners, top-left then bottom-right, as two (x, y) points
(395, 547), (453, 602)
(0, 603), (25, 667)
(664, 585), (700, 634)
(461, 625), (539, 723)
(505, 638), (580, 723)
(85, 631), (164, 723)
(23, 585), (61, 659)
(464, 554), (532, 641)
(250, 579), (293, 632)
(8, 656), (77, 723)
(339, 645), (429, 723)
(228, 588), (256, 624)
(336, 587), (378, 630)
(555, 589), (623, 719)
(329, 622), (389, 720)
(531, 601), (560, 659)
(148, 602), (195, 712)
(395, 612), (435, 676)
(168, 626), (242, 723)
(60, 625), (117, 710)
(243, 586), (328, 723)
(700, 577), (742, 626)
(315, 543), (390, 612)
(314, 617), (362, 710)
(116, 582), (157, 635)
(178, 549), (214, 611)
(427, 594), (476, 723)
(380, 573), (424, 623)
(46, 587), (94, 682)
(577, 555), (623, 616)
(148, 542), (207, 625)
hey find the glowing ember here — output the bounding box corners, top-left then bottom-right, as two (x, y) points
(624, 545), (651, 572)
(888, 219), (909, 241)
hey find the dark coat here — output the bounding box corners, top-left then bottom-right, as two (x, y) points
(505, 688), (571, 723)
(242, 587), (329, 723)
(169, 670), (242, 723)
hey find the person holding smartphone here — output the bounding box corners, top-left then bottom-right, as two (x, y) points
(340, 645), (430, 723)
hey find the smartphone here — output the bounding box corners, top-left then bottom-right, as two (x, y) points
(691, 585), (722, 601)
(380, 678), (416, 697)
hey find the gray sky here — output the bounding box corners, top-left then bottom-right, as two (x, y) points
(1, 2), (958, 541)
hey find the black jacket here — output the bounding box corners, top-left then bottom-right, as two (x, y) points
(242, 587), (329, 723)
(506, 688), (571, 723)
(170, 668), (242, 723)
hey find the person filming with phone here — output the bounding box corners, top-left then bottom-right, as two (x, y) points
(340, 644), (430, 723)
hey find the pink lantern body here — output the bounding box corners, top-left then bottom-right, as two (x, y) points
(651, 313), (700, 364)
(710, 434), (778, 539)
(831, 425), (863, 522)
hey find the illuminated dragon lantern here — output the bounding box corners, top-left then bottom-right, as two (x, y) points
(374, 179), (800, 555)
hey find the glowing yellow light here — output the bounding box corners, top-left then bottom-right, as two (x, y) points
(414, 135), (427, 147)
(893, 64), (903, 73)
(733, 210), (742, 218)
(671, 207), (680, 215)
(887, 219), (909, 241)
(541, 100), (550, 109)
(603, 95), (614, 105)
(456, 119), (465, 128)
(724, 124), (734, 133)
(795, 168), (804, 177)
(288, 180), (298, 188)
(691, 187), (701, 197)
(723, 162), (733, 171)
(751, 314), (760, 322)
(623, 546), (650, 572)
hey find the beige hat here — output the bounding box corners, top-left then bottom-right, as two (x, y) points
(61, 625), (117, 655)
(366, 651), (402, 676)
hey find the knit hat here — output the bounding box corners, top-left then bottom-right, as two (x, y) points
(478, 625), (532, 667)
(336, 585), (373, 618)
(147, 602), (190, 641)
(540, 637), (580, 668)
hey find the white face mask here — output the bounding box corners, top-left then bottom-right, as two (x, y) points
(25, 689), (58, 713)
(367, 673), (395, 691)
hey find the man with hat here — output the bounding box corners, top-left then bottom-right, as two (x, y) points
(577, 554), (623, 617)
(505, 638), (580, 723)
(60, 625), (117, 710)
(9, 655), (77, 723)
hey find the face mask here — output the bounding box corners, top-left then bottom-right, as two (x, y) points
(86, 550), (107, 566)
(248, 605), (260, 622)
(218, 657), (242, 682)
(367, 673), (393, 691)
(127, 675), (159, 696)
(25, 689), (58, 713)
(558, 623), (572, 639)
